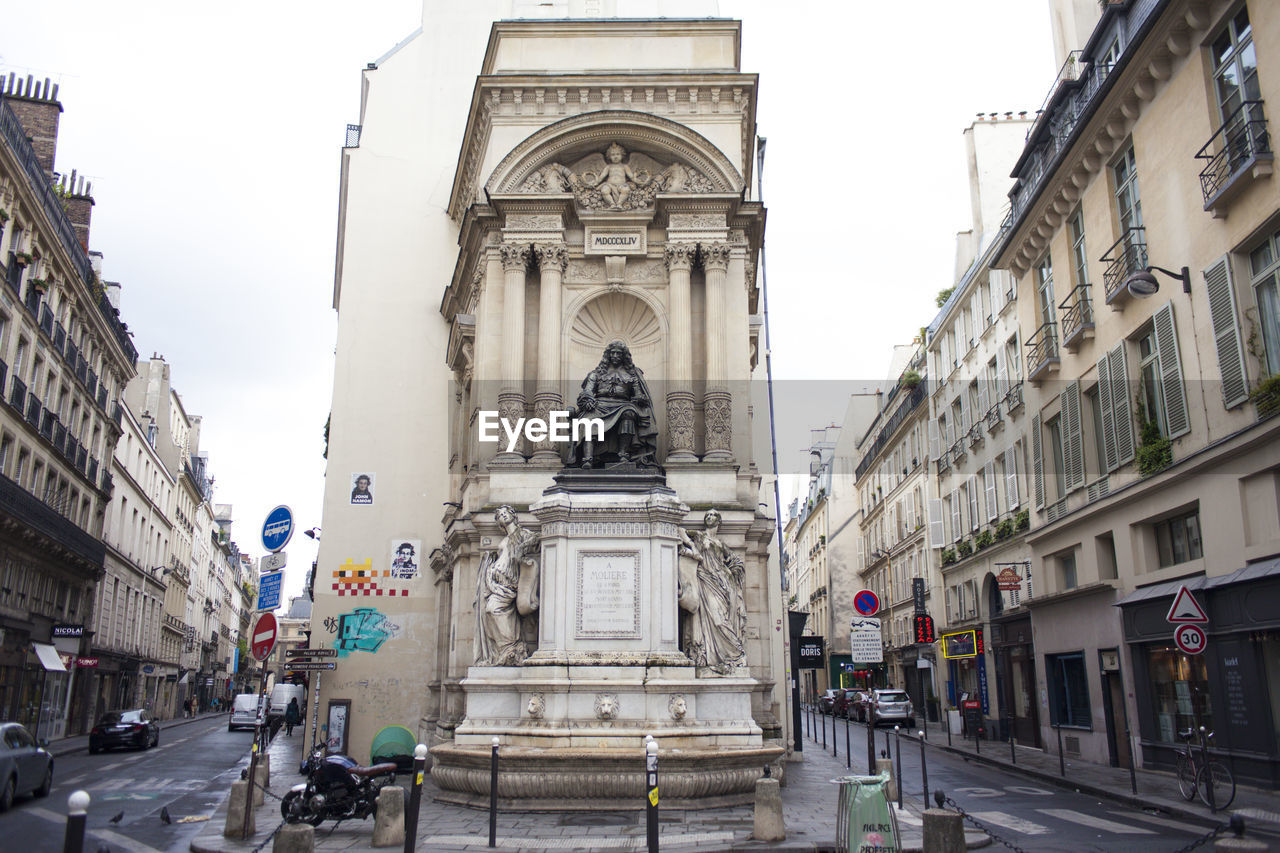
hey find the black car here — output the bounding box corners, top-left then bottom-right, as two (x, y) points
(89, 709), (159, 753)
(0, 722), (53, 810)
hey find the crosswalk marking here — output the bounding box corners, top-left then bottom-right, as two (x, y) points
(25, 806), (62, 824)
(891, 805), (921, 827)
(970, 811), (1050, 835)
(93, 828), (164, 853)
(1038, 808), (1155, 834)
(1111, 810), (1206, 835)
(95, 777), (131, 791)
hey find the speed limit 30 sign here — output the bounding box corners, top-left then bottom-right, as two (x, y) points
(1174, 623), (1206, 655)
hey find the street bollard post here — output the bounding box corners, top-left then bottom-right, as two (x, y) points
(1010, 727), (1016, 765)
(832, 708), (838, 759)
(1056, 723), (1065, 776)
(821, 704), (827, 749)
(403, 743), (427, 853)
(894, 726), (903, 809)
(489, 737), (499, 848)
(646, 738), (659, 853)
(945, 709), (952, 746)
(866, 719), (875, 774)
(975, 723), (981, 755)
(884, 729), (891, 761)
(844, 712), (851, 770)
(63, 790), (89, 853)
(918, 731), (928, 810)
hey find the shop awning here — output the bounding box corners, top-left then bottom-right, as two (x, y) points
(32, 642), (68, 672)
(1115, 556), (1280, 607)
(1114, 575), (1205, 607)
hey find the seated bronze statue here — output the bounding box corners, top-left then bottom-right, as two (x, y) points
(567, 341), (659, 469)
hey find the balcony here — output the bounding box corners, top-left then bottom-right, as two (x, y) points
(38, 304), (53, 337)
(24, 392), (41, 427)
(968, 423), (984, 449)
(1006, 381), (1024, 413)
(985, 403), (1004, 434)
(52, 323), (65, 355)
(8, 376), (26, 411)
(0, 472), (104, 567)
(1101, 227), (1148, 306)
(1025, 322), (1060, 383)
(0, 359), (7, 401)
(3, 256), (18, 293)
(1196, 100), (1272, 216)
(39, 409), (56, 441)
(951, 437), (968, 464)
(1058, 284), (1094, 351)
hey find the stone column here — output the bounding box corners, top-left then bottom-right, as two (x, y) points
(533, 243), (568, 462)
(701, 242), (733, 461)
(497, 242), (530, 461)
(664, 243), (697, 462)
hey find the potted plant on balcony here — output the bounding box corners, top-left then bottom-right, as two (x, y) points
(941, 548), (957, 566)
(1249, 373), (1280, 419)
(996, 517), (1015, 540)
(902, 369), (921, 390)
(1135, 417), (1172, 476)
(13, 251), (31, 267)
(28, 278), (48, 294)
(956, 539), (973, 559)
(975, 529), (994, 550)
(1016, 509), (1030, 531)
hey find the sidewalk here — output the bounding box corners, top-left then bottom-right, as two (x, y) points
(49, 710), (227, 758)
(190, 732), (987, 853)
(905, 713), (1280, 838)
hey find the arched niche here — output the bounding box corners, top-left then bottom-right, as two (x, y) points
(486, 110), (743, 200)
(566, 290), (666, 388)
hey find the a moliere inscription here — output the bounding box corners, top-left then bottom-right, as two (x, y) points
(576, 551), (641, 638)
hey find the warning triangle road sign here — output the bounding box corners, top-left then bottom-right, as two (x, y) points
(1166, 585), (1209, 624)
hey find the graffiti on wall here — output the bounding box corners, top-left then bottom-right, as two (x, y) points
(333, 558), (410, 597)
(331, 607), (402, 657)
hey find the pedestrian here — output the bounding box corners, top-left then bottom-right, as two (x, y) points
(183, 698), (191, 718)
(285, 697), (301, 737)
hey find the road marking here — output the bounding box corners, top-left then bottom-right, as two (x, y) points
(1112, 810), (1210, 835)
(63, 774), (86, 786)
(970, 811), (1050, 835)
(421, 833), (735, 849)
(95, 778), (131, 791)
(25, 806), (62, 823)
(1003, 785), (1054, 796)
(891, 806), (921, 827)
(92, 828), (164, 853)
(102, 762), (122, 770)
(1038, 808), (1155, 834)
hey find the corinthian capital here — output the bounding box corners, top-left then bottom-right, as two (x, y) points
(534, 243), (568, 273)
(500, 243), (531, 272)
(700, 242), (731, 272)
(664, 243), (696, 272)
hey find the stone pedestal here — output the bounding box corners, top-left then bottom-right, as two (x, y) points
(431, 472), (781, 808)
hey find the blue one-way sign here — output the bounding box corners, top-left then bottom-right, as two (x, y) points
(258, 570), (284, 611)
(261, 505), (294, 553)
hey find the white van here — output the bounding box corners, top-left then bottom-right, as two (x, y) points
(269, 683), (305, 720)
(229, 693), (265, 731)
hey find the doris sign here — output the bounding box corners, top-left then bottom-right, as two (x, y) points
(478, 411), (604, 452)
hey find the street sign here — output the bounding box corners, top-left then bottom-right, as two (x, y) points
(261, 505), (294, 553)
(853, 589), (880, 616)
(996, 567), (1022, 591)
(285, 661), (337, 672)
(941, 629), (979, 659)
(849, 616), (883, 663)
(257, 570), (284, 611)
(1166, 585), (1209, 624)
(251, 612), (278, 662)
(912, 578), (926, 614)
(261, 551), (287, 573)
(1174, 624), (1207, 655)
(286, 648), (338, 658)
(797, 636), (825, 669)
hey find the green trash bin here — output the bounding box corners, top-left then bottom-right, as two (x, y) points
(833, 772), (900, 853)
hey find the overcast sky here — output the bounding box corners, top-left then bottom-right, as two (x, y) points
(4, 1), (1055, 603)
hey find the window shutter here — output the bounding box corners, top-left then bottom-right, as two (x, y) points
(1153, 301), (1190, 439)
(968, 474), (980, 531)
(985, 460), (998, 520)
(950, 489), (961, 542)
(970, 293), (982, 337)
(1109, 342), (1135, 466)
(929, 498), (944, 548)
(1204, 257), (1249, 408)
(1097, 351), (1117, 471)
(1031, 412), (1045, 509)
(1062, 380), (1085, 491)
(995, 347), (1008, 401)
(959, 393), (970, 432)
(1005, 445), (1020, 509)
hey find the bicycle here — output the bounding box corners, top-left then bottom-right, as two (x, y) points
(1174, 727), (1235, 810)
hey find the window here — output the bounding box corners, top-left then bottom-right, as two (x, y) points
(1045, 415), (1066, 500)
(1249, 228), (1280, 374)
(1146, 646), (1212, 743)
(1113, 145), (1143, 232)
(1155, 509), (1204, 567)
(1211, 6), (1258, 126)
(1138, 326), (1166, 435)
(1068, 211), (1090, 288)
(1084, 386), (1105, 479)
(1046, 652), (1091, 728)
(1036, 255), (1056, 327)
(1059, 552), (1077, 590)
(1006, 337), (1021, 381)
(1097, 36), (1121, 79)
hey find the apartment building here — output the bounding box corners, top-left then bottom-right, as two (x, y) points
(991, 0), (1280, 786)
(0, 76), (139, 738)
(789, 429), (836, 697)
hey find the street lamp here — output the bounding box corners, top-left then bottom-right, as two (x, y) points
(1123, 264), (1190, 298)
(304, 527), (321, 541)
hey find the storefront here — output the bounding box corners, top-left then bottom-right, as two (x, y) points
(1119, 559), (1280, 789)
(900, 646), (940, 723)
(991, 614), (1040, 747)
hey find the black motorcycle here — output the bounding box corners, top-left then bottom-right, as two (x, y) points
(281, 744), (398, 826)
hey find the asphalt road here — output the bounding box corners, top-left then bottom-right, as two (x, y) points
(0, 716), (255, 853)
(807, 711), (1276, 853)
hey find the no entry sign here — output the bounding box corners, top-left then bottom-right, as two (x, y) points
(251, 612), (278, 662)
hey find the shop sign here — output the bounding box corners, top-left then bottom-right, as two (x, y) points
(57, 651), (76, 669)
(912, 578), (926, 613)
(977, 653), (990, 714)
(941, 629), (978, 659)
(76, 656), (99, 668)
(996, 567), (1022, 591)
(142, 664), (155, 674)
(798, 636), (825, 669)
(52, 624), (83, 637)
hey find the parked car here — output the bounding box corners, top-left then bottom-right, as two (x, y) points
(229, 693), (267, 732)
(831, 689), (856, 719)
(817, 689), (841, 714)
(868, 689), (915, 727)
(848, 690), (872, 722)
(89, 709), (159, 753)
(0, 722), (53, 810)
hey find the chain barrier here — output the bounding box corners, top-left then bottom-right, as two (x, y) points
(1163, 822), (1224, 853)
(241, 768), (287, 800)
(249, 817), (287, 853)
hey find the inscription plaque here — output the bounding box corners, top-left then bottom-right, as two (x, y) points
(576, 551), (641, 638)
(584, 226), (647, 255)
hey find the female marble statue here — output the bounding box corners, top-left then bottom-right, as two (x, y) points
(474, 505), (540, 666)
(568, 340), (659, 469)
(677, 509), (747, 673)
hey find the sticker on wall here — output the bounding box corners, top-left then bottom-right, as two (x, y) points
(350, 472), (375, 505)
(390, 539), (421, 580)
(333, 558), (410, 597)
(334, 607), (401, 656)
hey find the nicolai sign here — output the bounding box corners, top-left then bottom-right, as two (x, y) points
(52, 624), (83, 637)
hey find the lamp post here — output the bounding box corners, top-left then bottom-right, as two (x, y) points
(1122, 265), (1190, 298)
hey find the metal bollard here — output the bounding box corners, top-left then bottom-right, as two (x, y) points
(63, 790), (89, 853)
(404, 743), (427, 853)
(894, 726), (903, 809)
(646, 738), (659, 853)
(945, 709), (952, 746)
(821, 705), (827, 749)
(975, 723), (981, 755)
(918, 731), (928, 810)
(1010, 728), (1016, 765)
(884, 728), (891, 761)
(866, 719), (875, 774)
(1056, 723), (1065, 776)
(844, 713), (851, 770)
(832, 709), (838, 759)
(489, 737), (499, 848)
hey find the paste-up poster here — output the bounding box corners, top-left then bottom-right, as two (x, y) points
(390, 539), (421, 579)
(350, 472), (375, 505)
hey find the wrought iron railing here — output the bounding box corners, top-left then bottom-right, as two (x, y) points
(7, 376), (25, 410)
(0, 472), (104, 566)
(1059, 284), (1094, 346)
(1029, 51), (1083, 138)
(1195, 100), (1271, 205)
(968, 423), (984, 447)
(24, 392), (41, 426)
(1006, 381), (1024, 410)
(1025, 322), (1059, 378)
(38, 304), (53, 337)
(985, 404), (1003, 432)
(52, 322), (65, 354)
(3, 256), (18, 293)
(1101, 226), (1148, 303)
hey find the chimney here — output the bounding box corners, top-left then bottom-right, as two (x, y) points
(61, 170), (94, 251)
(3, 74), (64, 177)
